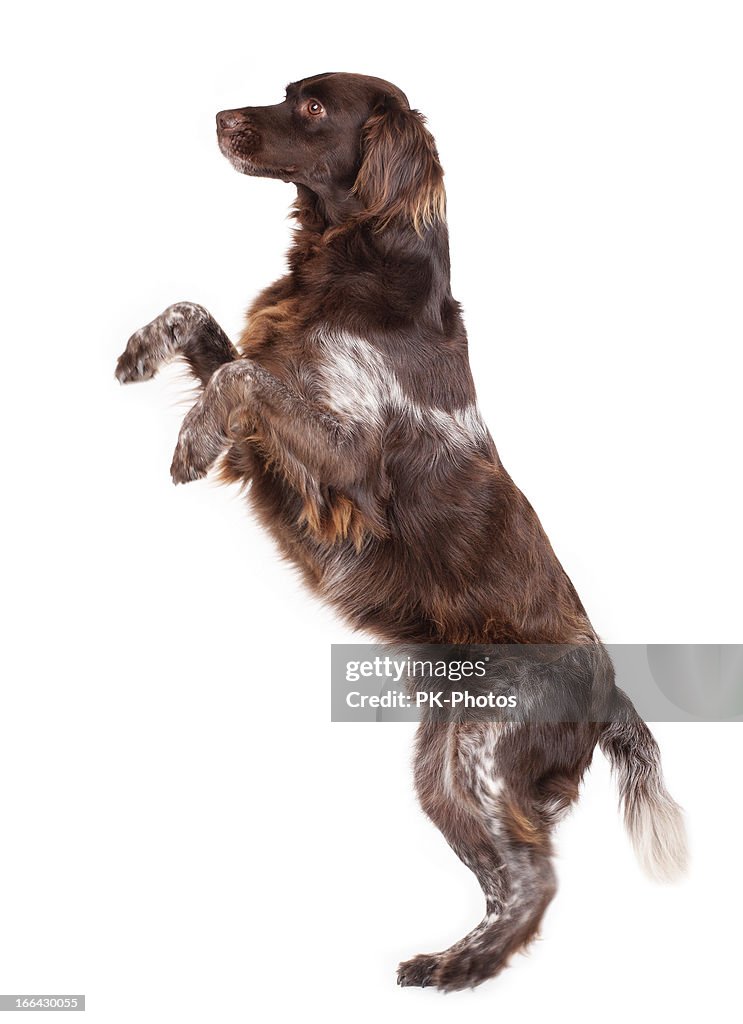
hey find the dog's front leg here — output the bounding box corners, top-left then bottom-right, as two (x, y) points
(170, 360), (360, 487)
(115, 302), (238, 388)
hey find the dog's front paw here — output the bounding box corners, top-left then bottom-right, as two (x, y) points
(170, 441), (208, 485)
(115, 303), (207, 384)
(170, 402), (227, 485)
(169, 425), (213, 485)
(115, 322), (171, 384)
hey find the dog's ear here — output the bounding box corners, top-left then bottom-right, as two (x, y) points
(351, 97), (446, 234)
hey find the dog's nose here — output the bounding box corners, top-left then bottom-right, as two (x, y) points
(217, 109), (244, 131)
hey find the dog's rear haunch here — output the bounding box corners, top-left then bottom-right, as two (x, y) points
(115, 72), (687, 991)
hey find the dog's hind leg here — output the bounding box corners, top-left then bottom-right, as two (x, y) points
(115, 302), (237, 387)
(398, 720), (559, 992)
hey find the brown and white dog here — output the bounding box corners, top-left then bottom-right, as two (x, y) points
(115, 72), (687, 991)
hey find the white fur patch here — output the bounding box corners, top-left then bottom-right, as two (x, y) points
(313, 326), (489, 451)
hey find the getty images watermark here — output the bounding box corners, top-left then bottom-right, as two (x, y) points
(330, 644), (743, 722)
(344, 652), (517, 712)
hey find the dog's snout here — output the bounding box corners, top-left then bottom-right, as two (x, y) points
(217, 109), (245, 132)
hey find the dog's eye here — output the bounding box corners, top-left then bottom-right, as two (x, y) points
(306, 100), (324, 116)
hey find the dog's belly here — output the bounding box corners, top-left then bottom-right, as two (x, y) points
(242, 457), (587, 645)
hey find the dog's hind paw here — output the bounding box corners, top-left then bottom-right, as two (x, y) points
(397, 953), (443, 989)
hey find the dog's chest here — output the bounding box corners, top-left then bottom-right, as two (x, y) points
(311, 327), (403, 428)
(308, 326), (490, 454)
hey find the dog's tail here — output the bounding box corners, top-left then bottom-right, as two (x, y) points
(599, 688), (688, 882)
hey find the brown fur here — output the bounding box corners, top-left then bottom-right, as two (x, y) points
(350, 105), (446, 234)
(115, 72), (688, 991)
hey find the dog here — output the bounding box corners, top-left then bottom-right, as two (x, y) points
(115, 72), (688, 991)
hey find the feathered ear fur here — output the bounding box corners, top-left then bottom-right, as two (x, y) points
(351, 99), (446, 235)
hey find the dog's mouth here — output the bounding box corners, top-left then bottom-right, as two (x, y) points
(217, 129), (297, 181)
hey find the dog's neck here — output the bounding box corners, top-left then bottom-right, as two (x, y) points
(288, 184), (455, 333)
(293, 182), (364, 231)
(292, 182), (451, 254)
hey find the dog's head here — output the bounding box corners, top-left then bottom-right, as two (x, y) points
(217, 72), (445, 233)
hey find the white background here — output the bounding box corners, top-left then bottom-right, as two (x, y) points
(1, 2), (741, 1021)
